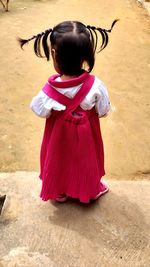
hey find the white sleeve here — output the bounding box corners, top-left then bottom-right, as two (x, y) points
(30, 90), (66, 118)
(95, 78), (110, 117)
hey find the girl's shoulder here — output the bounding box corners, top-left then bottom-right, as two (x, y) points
(93, 75), (107, 87)
(88, 75), (108, 96)
(81, 75), (110, 117)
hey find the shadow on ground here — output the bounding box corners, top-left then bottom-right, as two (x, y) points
(0, 172), (149, 267)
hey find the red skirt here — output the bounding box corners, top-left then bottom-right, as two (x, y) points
(39, 107), (105, 203)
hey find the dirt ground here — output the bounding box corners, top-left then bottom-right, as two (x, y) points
(0, 0), (150, 179)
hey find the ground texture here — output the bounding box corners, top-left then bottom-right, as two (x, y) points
(0, 1), (150, 266)
(0, 172), (150, 267)
(0, 0), (150, 179)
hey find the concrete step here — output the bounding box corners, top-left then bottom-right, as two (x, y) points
(0, 172), (150, 267)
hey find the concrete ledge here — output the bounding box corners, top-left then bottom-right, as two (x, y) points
(0, 172), (150, 267)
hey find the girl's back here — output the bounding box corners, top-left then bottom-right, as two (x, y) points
(19, 19), (118, 203)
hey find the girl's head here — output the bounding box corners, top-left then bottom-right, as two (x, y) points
(50, 21), (94, 75)
(19, 20), (118, 76)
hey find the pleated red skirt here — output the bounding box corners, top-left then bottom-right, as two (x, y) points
(39, 72), (105, 203)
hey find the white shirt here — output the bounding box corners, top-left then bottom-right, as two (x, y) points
(30, 76), (110, 118)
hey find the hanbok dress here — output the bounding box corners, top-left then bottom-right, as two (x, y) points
(30, 71), (110, 203)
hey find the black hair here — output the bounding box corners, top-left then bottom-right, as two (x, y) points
(18, 20), (118, 76)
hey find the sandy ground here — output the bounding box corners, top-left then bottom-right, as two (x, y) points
(0, 2), (150, 266)
(0, 0), (150, 179)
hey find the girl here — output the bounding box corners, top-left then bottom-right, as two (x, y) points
(19, 20), (117, 203)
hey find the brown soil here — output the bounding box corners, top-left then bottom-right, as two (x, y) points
(0, 0), (150, 179)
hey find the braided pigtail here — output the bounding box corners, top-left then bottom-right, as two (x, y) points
(86, 26), (98, 53)
(18, 28), (53, 60)
(42, 30), (52, 60)
(33, 33), (43, 58)
(86, 19), (119, 52)
(18, 35), (37, 48)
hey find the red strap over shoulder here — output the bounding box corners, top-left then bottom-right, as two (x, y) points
(67, 74), (95, 112)
(42, 72), (95, 112)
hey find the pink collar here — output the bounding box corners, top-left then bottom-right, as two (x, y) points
(48, 71), (89, 88)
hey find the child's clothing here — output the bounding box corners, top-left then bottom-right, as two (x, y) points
(31, 73), (110, 118)
(30, 71), (110, 203)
